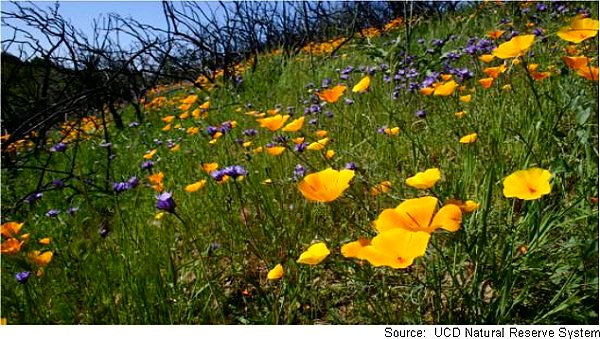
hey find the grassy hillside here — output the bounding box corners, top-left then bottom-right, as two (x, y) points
(1, 1), (598, 324)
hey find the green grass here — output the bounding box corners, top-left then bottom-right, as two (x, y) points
(1, 2), (598, 324)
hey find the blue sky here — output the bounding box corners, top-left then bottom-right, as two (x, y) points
(1, 1), (220, 56)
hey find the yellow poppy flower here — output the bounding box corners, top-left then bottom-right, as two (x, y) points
(1, 222), (23, 238)
(384, 127), (400, 136)
(187, 127), (199, 135)
(29, 251), (53, 266)
(178, 103), (191, 111)
(420, 87), (434, 96)
(39, 238), (51, 245)
(201, 163), (218, 174)
(478, 54), (495, 63)
(503, 168), (552, 200)
(405, 168), (441, 189)
(266, 146), (286, 156)
(185, 180), (207, 193)
(199, 101), (210, 110)
(315, 130), (328, 138)
(143, 149), (157, 160)
(341, 238), (371, 258)
(459, 95), (472, 103)
(170, 144), (181, 152)
(267, 264), (284, 280)
(317, 85), (347, 103)
(306, 137), (329, 151)
(344, 228), (431, 269)
(256, 114), (290, 131)
(298, 168), (354, 202)
(459, 133), (478, 144)
(455, 111), (467, 118)
(374, 196), (462, 234)
(281, 117), (305, 132)
(352, 76), (371, 93)
(162, 115), (175, 123)
(557, 16), (599, 44)
(433, 80), (458, 96)
(492, 34), (535, 59)
(325, 149), (335, 159)
(162, 124), (172, 132)
(296, 242), (330, 265)
(181, 94), (198, 105)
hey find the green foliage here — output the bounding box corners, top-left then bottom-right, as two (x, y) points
(1, 1), (598, 324)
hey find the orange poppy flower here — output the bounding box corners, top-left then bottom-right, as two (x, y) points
(256, 114), (290, 132)
(557, 16), (599, 44)
(479, 77), (494, 89)
(433, 80), (458, 96)
(561, 56), (590, 70)
(373, 196), (462, 234)
(492, 35), (535, 59)
(298, 168), (354, 202)
(317, 85), (347, 103)
(576, 67), (599, 81)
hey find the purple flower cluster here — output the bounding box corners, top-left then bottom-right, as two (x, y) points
(243, 129), (258, 137)
(112, 176), (140, 193)
(210, 165), (247, 182)
(464, 37), (494, 56)
(339, 66), (354, 80)
(293, 164), (307, 180)
(207, 121), (235, 137)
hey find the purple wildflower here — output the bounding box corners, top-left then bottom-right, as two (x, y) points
(344, 162), (357, 170)
(155, 192), (176, 213)
(243, 129), (258, 137)
(15, 271), (31, 284)
(50, 142), (67, 153)
(46, 209), (60, 217)
(293, 164), (307, 180)
(141, 161), (154, 170)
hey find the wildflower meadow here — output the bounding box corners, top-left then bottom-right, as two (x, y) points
(1, 1), (598, 325)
